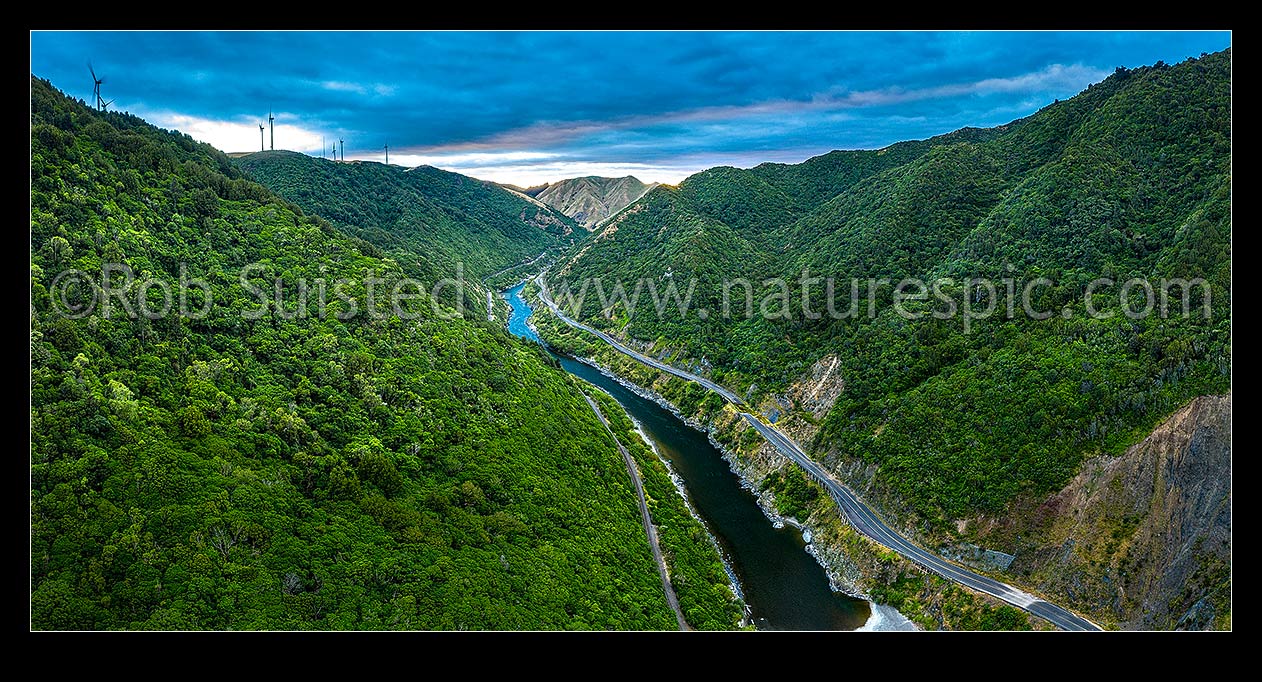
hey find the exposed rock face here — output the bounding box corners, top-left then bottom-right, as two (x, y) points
(772, 364), (1231, 630)
(993, 393), (1231, 629)
(781, 354), (845, 420)
(755, 354), (845, 425)
(535, 176), (656, 228)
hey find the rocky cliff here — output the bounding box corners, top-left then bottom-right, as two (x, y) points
(982, 393), (1232, 629)
(779, 361), (1233, 630)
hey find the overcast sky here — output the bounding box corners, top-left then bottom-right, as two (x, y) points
(31, 31), (1230, 186)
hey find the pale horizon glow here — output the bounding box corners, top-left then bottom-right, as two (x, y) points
(142, 109), (332, 157)
(367, 155), (706, 187)
(449, 164), (697, 188)
(135, 114), (763, 185)
(133, 111), (706, 184)
(128, 113), (697, 185)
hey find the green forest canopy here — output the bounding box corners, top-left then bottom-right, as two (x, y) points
(548, 51), (1231, 522)
(29, 76), (736, 630)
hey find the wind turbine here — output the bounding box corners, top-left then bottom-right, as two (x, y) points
(89, 63), (106, 111)
(268, 108), (275, 150)
(383, 143), (388, 165)
(259, 124), (265, 151)
(339, 138), (344, 161)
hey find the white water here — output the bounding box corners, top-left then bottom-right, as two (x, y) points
(858, 603), (920, 631)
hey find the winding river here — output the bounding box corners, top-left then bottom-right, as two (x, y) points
(503, 282), (887, 630)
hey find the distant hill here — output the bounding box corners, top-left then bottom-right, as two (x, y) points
(236, 153), (581, 286)
(534, 176), (657, 229)
(499, 182), (551, 198)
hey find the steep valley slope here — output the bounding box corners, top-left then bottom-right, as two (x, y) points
(29, 76), (741, 630)
(539, 50), (1231, 629)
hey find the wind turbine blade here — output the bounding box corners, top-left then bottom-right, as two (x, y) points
(89, 63), (97, 81)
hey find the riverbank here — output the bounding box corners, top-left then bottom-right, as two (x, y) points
(505, 282), (878, 630)
(523, 279), (1054, 630)
(504, 283), (746, 629)
(580, 391), (689, 630)
(627, 413), (748, 613)
(562, 348), (891, 608)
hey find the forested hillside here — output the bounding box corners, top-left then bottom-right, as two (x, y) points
(236, 152), (580, 287)
(548, 50), (1231, 524)
(29, 76), (737, 630)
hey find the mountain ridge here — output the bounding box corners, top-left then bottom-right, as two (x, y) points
(237, 151), (580, 287)
(533, 175), (657, 229)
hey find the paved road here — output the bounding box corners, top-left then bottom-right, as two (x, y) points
(583, 393), (690, 631)
(536, 276), (745, 404)
(740, 414), (1100, 631)
(536, 273), (1100, 631)
(482, 251), (552, 286)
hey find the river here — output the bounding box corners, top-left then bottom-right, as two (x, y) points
(503, 282), (886, 630)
